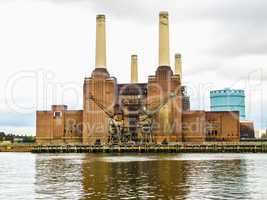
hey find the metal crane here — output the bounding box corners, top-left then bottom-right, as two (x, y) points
(89, 91), (178, 145)
(88, 94), (124, 145)
(137, 92), (177, 144)
(141, 92), (176, 117)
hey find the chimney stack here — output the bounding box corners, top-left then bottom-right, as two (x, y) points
(95, 14), (106, 68)
(159, 11), (170, 66)
(131, 55), (138, 83)
(175, 53), (182, 81)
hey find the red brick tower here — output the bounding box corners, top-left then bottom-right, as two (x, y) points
(147, 12), (182, 143)
(83, 15), (117, 145)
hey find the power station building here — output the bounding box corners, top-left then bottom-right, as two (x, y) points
(36, 12), (240, 145)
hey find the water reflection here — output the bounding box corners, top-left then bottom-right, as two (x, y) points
(80, 154), (249, 200)
(30, 153), (267, 200)
(81, 154), (188, 199)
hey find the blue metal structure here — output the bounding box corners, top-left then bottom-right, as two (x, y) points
(210, 88), (245, 119)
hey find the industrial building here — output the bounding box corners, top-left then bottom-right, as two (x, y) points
(240, 121), (255, 139)
(210, 88), (254, 139)
(210, 88), (245, 119)
(36, 12), (240, 145)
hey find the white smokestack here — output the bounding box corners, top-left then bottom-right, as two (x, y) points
(175, 53), (182, 82)
(159, 11), (170, 66)
(95, 14), (106, 68)
(131, 55), (138, 83)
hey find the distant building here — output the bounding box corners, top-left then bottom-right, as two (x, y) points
(210, 88), (245, 120)
(240, 120), (255, 139)
(255, 129), (267, 139)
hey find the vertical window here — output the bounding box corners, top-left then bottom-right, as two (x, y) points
(54, 111), (62, 118)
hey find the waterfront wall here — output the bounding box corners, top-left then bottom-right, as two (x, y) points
(0, 144), (34, 152)
(32, 143), (267, 153)
(2, 142), (267, 153)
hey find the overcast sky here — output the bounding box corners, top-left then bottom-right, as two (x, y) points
(0, 0), (266, 135)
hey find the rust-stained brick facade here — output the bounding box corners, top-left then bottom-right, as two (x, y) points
(36, 105), (82, 144)
(240, 121), (255, 139)
(205, 111), (240, 142)
(182, 111), (240, 143)
(83, 68), (117, 144)
(182, 111), (206, 143)
(147, 66), (182, 143)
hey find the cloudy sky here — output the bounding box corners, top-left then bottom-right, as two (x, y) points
(0, 0), (266, 135)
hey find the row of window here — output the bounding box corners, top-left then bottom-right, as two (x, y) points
(207, 130), (218, 136)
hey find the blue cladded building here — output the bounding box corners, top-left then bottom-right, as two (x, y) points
(210, 88), (245, 120)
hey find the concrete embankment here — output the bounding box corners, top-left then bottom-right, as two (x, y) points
(2, 142), (267, 153)
(32, 142), (267, 153)
(0, 144), (34, 152)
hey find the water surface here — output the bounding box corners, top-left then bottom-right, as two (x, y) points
(0, 153), (267, 199)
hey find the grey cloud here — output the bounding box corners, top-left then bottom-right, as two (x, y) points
(209, 37), (267, 58)
(45, 0), (267, 52)
(49, 0), (267, 57)
(203, 20), (267, 57)
(48, 0), (267, 22)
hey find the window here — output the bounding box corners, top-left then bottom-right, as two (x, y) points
(54, 111), (62, 118)
(207, 130), (213, 136)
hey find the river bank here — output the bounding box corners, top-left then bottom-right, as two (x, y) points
(2, 142), (267, 153)
(32, 142), (267, 153)
(0, 144), (34, 152)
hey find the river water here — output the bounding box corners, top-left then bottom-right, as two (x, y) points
(0, 153), (267, 200)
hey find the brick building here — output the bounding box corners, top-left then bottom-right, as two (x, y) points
(36, 12), (240, 145)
